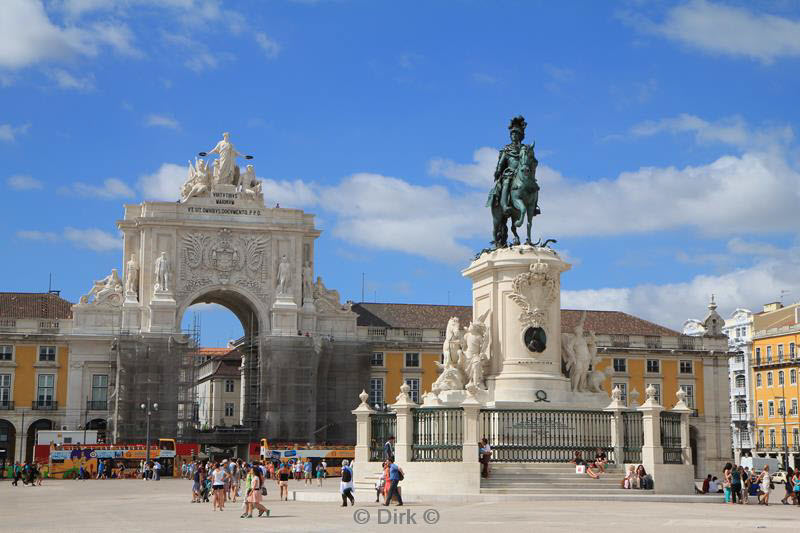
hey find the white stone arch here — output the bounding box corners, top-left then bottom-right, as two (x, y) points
(175, 283), (270, 339)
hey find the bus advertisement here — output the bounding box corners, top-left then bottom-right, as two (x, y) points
(42, 439), (177, 479)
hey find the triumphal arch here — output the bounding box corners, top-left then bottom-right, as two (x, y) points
(69, 133), (369, 446)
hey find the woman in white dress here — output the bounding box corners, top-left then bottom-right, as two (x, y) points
(759, 465), (772, 505)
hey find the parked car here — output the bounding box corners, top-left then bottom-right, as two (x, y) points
(770, 471), (787, 484)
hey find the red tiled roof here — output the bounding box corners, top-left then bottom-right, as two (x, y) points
(352, 303), (679, 336)
(0, 292), (73, 319)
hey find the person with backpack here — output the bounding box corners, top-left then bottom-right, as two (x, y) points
(383, 457), (404, 506)
(340, 459), (355, 506)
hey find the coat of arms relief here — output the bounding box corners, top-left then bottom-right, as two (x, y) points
(180, 229), (268, 295)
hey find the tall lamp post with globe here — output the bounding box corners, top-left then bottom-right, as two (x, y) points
(140, 398), (158, 467)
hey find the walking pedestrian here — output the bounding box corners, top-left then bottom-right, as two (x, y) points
(191, 462), (202, 503)
(210, 462), (226, 511)
(730, 464), (742, 504)
(757, 465), (772, 505)
(277, 462), (290, 501)
(154, 460), (162, 481)
(722, 463), (733, 503)
(781, 467), (795, 505)
(384, 436), (395, 462)
(479, 438), (492, 478)
(316, 463), (324, 487)
(375, 462), (387, 502)
(383, 457), (404, 506)
(304, 459), (313, 485)
(340, 459), (355, 507)
(242, 465), (270, 518)
(792, 469), (800, 505)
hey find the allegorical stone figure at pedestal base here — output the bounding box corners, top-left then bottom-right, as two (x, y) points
(486, 115), (540, 248)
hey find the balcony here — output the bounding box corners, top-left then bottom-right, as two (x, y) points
(32, 400), (58, 410)
(729, 358), (746, 372)
(731, 387), (747, 397)
(87, 400), (108, 411)
(730, 412), (752, 422)
(38, 320), (60, 333)
(0, 400), (14, 410)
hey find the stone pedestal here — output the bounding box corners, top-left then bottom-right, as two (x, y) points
(148, 294), (176, 333)
(271, 295), (298, 335)
(463, 246), (574, 407)
(121, 300), (141, 331)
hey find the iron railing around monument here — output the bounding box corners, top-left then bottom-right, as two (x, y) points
(479, 409), (614, 463)
(622, 411), (643, 464)
(369, 412), (396, 462)
(660, 411), (683, 464)
(411, 408), (463, 462)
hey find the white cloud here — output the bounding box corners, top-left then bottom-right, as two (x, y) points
(63, 227), (122, 251)
(18, 227), (122, 252)
(7, 175), (43, 190)
(138, 163), (186, 201)
(0, 123), (31, 142)
(427, 147), (497, 188)
(260, 178), (318, 208)
(254, 32), (280, 59)
(627, 0), (800, 64)
(46, 68), (95, 91)
(17, 230), (57, 241)
(0, 0), (138, 69)
(145, 114), (180, 129)
(62, 178), (135, 199)
(563, 246), (800, 330)
(629, 113), (793, 149)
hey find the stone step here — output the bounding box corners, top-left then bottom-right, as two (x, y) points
(480, 488), (655, 494)
(481, 481), (624, 489)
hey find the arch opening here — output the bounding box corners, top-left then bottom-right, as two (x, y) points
(0, 419), (15, 467)
(26, 419), (54, 463)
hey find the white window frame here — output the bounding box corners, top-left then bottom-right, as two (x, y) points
(0, 373), (12, 404)
(791, 369), (797, 385)
(370, 352), (385, 367)
(404, 378), (420, 403)
(369, 377), (384, 407)
(91, 374), (108, 403)
(778, 370), (785, 386)
(612, 358), (626, 373)
(38, 345), (56, 362)
(756, 372), (762, 387)
(768, 400), (775, 418)
(36, 373), (55, 405)
(645, 359), (660, 374)
(757, 401), (763, 418)
(404, 352), (420, 368)
(224, 402), (234, 417)
(679, 360), (693, 374)
(224, 379), (235, 393)
(0, 345), (12, 361)
(679, 384), (695, 409)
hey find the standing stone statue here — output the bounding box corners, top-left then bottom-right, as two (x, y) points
(561, 311), (598, 392)
(486, 116), (540, 248)
(276, 254), (291, 296)
(125, 254), (139, 298)
(154, 251), (171, 293)
(205, 132), (246, 185)
(302, 261), (313, 301)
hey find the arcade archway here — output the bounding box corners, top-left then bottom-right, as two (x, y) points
(0, 419), (15, 468)
(86, 418), (107, 443)
(26, 419), (53, 462)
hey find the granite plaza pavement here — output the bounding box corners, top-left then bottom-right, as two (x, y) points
(2, 477), (799, 532)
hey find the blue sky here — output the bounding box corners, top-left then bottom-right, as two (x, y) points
(2, 0), (800, 346)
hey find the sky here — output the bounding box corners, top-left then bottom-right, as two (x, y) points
(2, 0), (800, 346)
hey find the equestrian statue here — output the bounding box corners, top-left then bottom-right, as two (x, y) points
(486, 115), (541, 248)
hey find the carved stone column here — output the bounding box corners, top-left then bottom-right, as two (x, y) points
(604, 386), (626, 464)
(390, 383), (417, 464)
(638, 384), (663, 472)
(351, 390), (374, 466)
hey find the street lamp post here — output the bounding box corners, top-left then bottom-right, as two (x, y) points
(140, 397), (159, 467)
(778, 371), (789, 472)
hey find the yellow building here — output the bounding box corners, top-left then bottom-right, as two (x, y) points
(751, 301), (800, 466)
(0, 292), (73, 464)
(353, 302), (731, 477)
